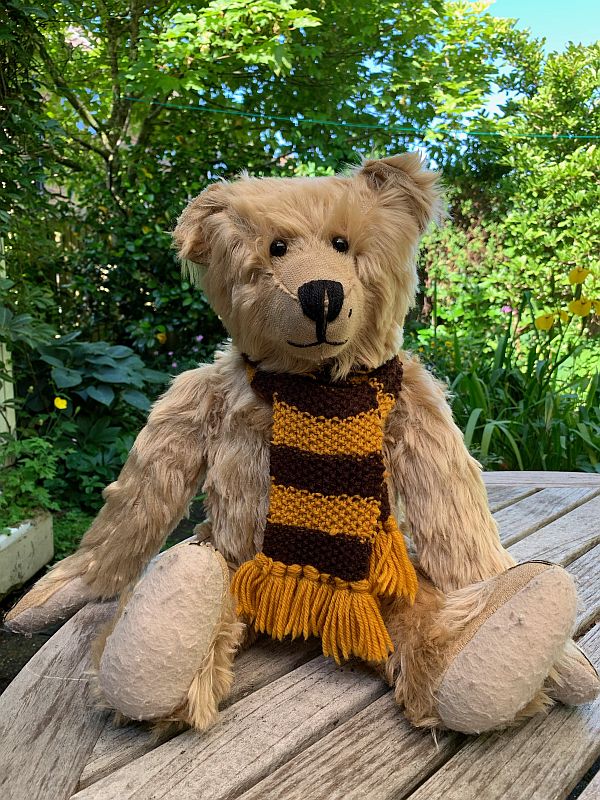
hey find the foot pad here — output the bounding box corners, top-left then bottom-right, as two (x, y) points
(436, 563), (577, 733)
(98, 543), (234, 722)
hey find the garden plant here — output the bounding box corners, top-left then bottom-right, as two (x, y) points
(0, 0), (598, 560)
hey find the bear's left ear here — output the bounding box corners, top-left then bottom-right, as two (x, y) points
(173, 182), (228, 268)
(359, 152), (443, 233)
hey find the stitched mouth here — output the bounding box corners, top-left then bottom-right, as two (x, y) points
(287, 339), (348, 348)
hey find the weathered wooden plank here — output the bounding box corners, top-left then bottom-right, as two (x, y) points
(406, 624), (600, 800)
(233, 583), (600, 800)
(496, 487), (600, 547)
(483, 472), (600, 488)
(77, 636), (320, 790)
(486, 486), (540, 513)
(579, 767), (600, 799)
(79, 485), (594, 791)
(508, 495), (600, 566)
(235, 692), (462, 800)
(71, 657), (386, 800)
(567, 545), (600, 634)
(0, 602), (115, 800)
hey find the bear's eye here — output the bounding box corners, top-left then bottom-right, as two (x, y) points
(332, 236), (349, 253)
(269, 239), (287, 257)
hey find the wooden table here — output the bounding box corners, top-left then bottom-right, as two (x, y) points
(1, 472), (599, 800)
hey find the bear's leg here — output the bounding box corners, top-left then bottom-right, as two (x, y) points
(94, 541), (244, 731)
(546, 639), (600, 705)
(381, 561), (577, 734)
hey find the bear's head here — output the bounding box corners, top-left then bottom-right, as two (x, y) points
(174, 153), (441, 378)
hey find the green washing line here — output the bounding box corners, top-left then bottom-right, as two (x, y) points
(122, 95), (600, 141)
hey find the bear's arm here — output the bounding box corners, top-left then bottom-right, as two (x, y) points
(28, 365), (218, 602)
(386, 355), (515, 593)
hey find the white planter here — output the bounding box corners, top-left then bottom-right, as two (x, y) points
(0, 513), (54, 598)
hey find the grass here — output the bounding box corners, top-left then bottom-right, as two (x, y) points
(52, 509), (95, 562)
(407, 296), (600, 472)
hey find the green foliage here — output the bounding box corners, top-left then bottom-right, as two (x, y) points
(452, 362), (599, 472)
(0, 436), (59, 527)
(406, 294), (600, 472)
(52, 509), (95, 561)
(0, 1), (63, 236)
(500, 146), (600, 308)
(4, 0), (543, 371)
(0, 277), (56, 374)
(416, 43), (599, 398)
(29, 334), (168, 412)
(2, 1), (598, 488)
(16, 335), (169, 511)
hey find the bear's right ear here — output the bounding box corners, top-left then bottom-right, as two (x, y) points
(359, 153), (443, 233)
(173, 183), (228, 270)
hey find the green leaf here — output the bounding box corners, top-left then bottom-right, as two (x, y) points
(87, 355), (119, 367)
(87, 384), (115, 406)
(463, 407), (483, 449)
(91, 367), (131, 384)
(141, 368), (169, 384)
(40, 354), (64, 368)
(52, 366), (83, 388)
(121, 389), (151, 411)
(107, 345), (134, 358)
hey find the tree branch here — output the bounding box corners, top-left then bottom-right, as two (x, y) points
(33, 32), (112, 153)
(70, 135), (109, 160)
(48, 153), (85, 172)
(129, 91), (173, 152)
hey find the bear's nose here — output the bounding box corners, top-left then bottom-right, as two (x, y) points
(298, 280), (344, 341)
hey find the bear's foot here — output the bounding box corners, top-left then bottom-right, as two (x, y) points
(546, 639), (600, 706)
(433, 562), (576, 733)
(95, 542), (244, 731)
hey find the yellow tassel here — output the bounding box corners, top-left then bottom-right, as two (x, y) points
(369, 517), (418, 602)
(321, 581), (393, 665)
(287, 576), (315, 639)
(310, 578), (333, 636)
(231, 557), (262, 622)
(232, 556), (394, 664)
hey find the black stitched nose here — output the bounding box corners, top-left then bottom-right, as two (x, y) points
(298, 280), (344, 341)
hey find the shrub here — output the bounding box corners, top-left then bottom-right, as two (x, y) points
(407, 293), (600, 472)
(52, 509), (96, 562)
(0, 436), (59, 528)
(16, 335), (169, 511)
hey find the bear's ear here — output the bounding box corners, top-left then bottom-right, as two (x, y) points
(359, 152), (442, 233)
(173, 182), (228, 270)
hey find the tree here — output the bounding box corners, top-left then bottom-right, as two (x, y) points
(3, 0), (542, 365)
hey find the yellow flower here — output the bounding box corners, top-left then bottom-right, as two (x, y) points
(593, 300), (600, 314)
(534, 313), (555, 331)
(54, 397), (67, 410)
(568, 267), (591, 285)
(559, 310), (570, 323)
(445, 340), (452, 348)
(568, 298), (592, 317)
(156, 332), (167, 344)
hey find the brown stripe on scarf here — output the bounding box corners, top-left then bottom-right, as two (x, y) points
(263, 522), (371, 582)
(270, 446), (385, 500)
(252, 370), (379, 419)
(370, 358), (404, 398)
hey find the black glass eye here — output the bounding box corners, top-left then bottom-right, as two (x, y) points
(332, 236), (349, 253)
(270, 239), (287, 257)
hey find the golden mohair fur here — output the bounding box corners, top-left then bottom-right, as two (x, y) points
(174, 152), (443, 380)
(6, 153), (586, 732)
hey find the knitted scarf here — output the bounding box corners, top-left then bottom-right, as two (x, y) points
(231, 356), (417, 665)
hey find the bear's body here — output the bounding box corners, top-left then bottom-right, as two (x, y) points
(6, 154), (599, 734)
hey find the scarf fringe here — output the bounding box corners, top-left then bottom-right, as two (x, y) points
(369, 517), (418, 602)
(231, 554), (394, 664)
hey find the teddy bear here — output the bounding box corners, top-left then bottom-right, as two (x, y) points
(6, 153), (599, 734)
